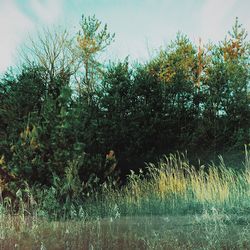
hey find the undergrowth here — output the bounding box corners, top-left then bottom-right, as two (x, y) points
(0, 150), (250, 249)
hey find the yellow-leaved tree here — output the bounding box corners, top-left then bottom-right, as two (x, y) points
(76, 15), (115, 103)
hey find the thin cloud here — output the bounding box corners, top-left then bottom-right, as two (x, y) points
(199, 0), (238, 42)
(0, 0), (64, 73)
(29, 0), (63, 24)
(0, 0), (34, 72)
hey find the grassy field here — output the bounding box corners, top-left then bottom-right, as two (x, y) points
(0, 151), (250, 249)
(1, 213), (250, 249)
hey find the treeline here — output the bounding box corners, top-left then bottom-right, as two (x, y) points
(0, 16), (249, 193)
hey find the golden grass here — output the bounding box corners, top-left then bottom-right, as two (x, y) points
(105, 152), (250, 211)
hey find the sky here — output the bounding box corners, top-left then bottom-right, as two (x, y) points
(0, 0), (250, 73)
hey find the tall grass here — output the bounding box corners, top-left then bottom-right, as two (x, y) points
(95, 150), (250, 217)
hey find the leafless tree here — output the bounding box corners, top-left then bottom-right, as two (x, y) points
(19, 27), (79, 83)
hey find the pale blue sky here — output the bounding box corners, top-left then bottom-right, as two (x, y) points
(0, 0), (249, 72)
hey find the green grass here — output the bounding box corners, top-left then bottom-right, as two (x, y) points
(0, 150), (250, 249)
(1, 213), (250, 249)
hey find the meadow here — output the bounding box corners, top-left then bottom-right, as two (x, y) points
(0, 151), (250, 250)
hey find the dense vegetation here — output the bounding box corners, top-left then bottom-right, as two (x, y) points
(0, 16), (249, 249)
(1, 152), (250, 249)
(0, 15), (249, 216)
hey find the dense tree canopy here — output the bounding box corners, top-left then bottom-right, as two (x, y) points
(0, 17), (249, 202)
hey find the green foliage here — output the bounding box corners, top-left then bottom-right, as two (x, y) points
(0, 16), (249, 210)
(0, 67), (46, 157)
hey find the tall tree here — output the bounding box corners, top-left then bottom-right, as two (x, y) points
(76, 15), (115, 103)
(221, 17), (250, 148)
